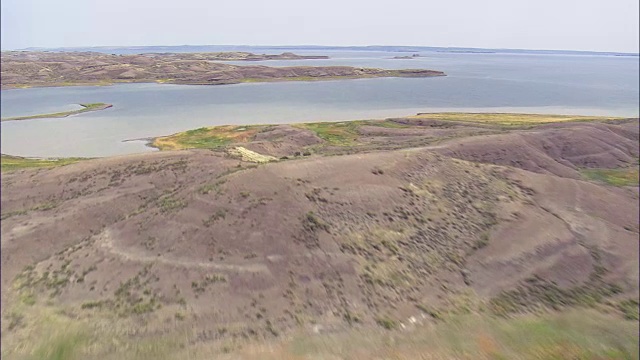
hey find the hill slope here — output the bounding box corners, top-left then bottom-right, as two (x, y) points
(1, 116), (638, 359)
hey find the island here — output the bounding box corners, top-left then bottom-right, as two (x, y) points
(1, 103), (112, 121)
(0, 51), (446, 89)
(393, 54), (421, 59)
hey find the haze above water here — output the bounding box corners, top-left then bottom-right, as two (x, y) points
(1, 49), (638, 158)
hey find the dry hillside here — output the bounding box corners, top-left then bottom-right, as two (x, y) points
(1, 115), (638, 359)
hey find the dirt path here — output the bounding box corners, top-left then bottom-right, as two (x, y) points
(97, 228), (270, 273)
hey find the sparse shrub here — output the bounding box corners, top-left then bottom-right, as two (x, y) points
(21, 293), (36, 305)
(36, 201), (58, 211)
(143, 236), (157, 250)
(158, 196), (186, 213)
(199, 184), (215, 194)
(303, 212), (329, 232)
(6, 312), (24, 330)
(203, 209), (227, 227)
(473, 232), (490, 250)
(416, 304), (442, 319)
(199, 179), (227, 195)
(375, 316), (397, 330)
(131, 299), (156, 314)
(81, 300), (105, 310)
(618, 299), (639, 320)
(192, 274), (227, 294)
(265, 320), (279, 336)
(343, 310), (361, 325)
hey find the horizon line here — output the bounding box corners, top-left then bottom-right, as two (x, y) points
(2, 44), (639, 55)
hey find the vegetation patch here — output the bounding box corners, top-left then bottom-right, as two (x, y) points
(14, 260), (74, 298)
(293, 121), (363, 146)
(296, 211), (330, 248)
(303, 211), (329, 232)
(488, 275), (623, 317)
(151, 125), (260, 150)
(365, 119), (411, 128)
(191, 274), (227, 295)
(283, 310), (639, 360)
(203, 209), (227, 227)
(1, 154), (87, 172)
(581, 167), (639, 186)
(618, 298), (639, 320)
(151, 118), (411, 152)
(198, 179), (226, 195)
(375, 316), (398, 330)
(410, 112), (621, 126)
(157, 195), (186, 213)
(3, 201), (65, 223)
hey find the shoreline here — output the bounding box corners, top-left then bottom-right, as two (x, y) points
(2, 112), (632, 162)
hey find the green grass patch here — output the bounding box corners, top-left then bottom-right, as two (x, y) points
(410, 112), (622, 126)
(30, 330), (87, 360)
(283, 309), (639, 360)
(157, 195), (186, 213)
(1, 154), (87, 172)
(152, 119), (403, 150)
(365, 119), (411, 128)
(151, 125), (261, 151)
(2, 303), (637, 360)
(294, 121), (365, 146)
(582, 167), (639, 186)
(150, 114), (631, 152)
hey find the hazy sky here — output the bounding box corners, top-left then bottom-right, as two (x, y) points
(2, 0), (638, 52)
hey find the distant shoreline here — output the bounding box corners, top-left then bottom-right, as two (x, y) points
(1, 51), (445, 90)
(1, 71), (447, 90)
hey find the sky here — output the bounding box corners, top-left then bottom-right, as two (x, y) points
(1, 0), (639, 52)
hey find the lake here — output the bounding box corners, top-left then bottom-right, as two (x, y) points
(1, 50), (638, 158)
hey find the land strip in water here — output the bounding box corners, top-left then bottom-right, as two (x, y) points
(0, 102), (112, 121)
(0, 51), (445, 89)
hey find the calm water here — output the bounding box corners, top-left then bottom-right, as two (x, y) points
(1, 50), (638, 158)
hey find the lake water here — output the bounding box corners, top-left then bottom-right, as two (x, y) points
(1, 50), (638, 158)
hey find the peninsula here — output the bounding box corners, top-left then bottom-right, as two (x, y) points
(0, 51), (445, 89)
(1, 102), (112, 121)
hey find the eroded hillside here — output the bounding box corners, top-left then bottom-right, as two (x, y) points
(1, 115), (638, 359)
